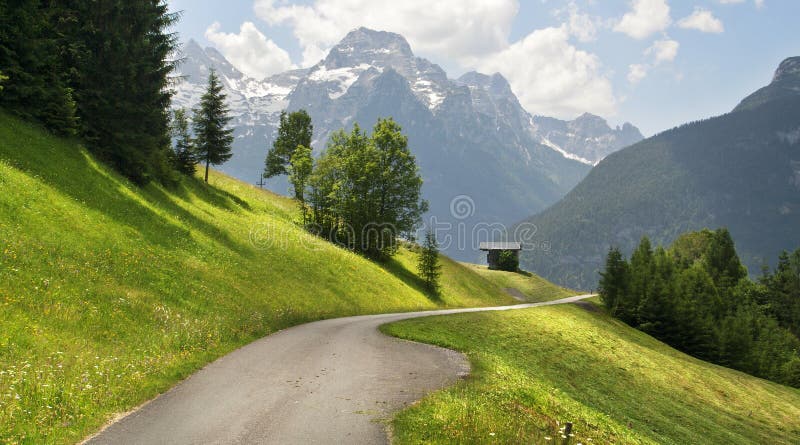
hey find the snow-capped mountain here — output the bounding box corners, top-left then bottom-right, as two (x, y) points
(172, 27), (642, 261)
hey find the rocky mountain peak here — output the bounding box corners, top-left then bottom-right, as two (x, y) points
(458, 71), (513, 99)
(322, 27), (414, 70)
(772, 57), (800, 83)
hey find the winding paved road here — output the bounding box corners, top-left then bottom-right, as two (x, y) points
(85, 294), (594, 445)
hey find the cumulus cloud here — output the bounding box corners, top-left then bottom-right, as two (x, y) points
(626, 38), (679, 84)
(477, 26), (616, 118)
(559, 1), (598, 42)
(645, 39), (680, 63)
(614, 0), (672, 39)
(254, 0), (518, 67)
(627, 64), (649, 84)
(677, 8), (724, 33)
(205, 22), (294, 78)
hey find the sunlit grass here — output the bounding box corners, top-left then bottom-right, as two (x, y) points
(383, 299), (800, 444)
(462, 263), (575, 302)
(0, 113), (516, 444)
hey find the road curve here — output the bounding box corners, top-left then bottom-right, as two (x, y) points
(85, 294), (594, 445)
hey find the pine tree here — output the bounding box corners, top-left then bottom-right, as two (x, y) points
(193, 70), (234, 183)
(68, 0), (178, 183)
(418, 231), (441, 294)
(599, 247), (628, 316)
(265, 110), (313, 178)
(170, 108), (197, 175)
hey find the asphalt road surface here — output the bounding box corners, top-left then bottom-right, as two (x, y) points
(85, 294), (594, 445)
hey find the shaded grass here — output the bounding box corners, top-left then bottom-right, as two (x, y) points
(382, 303), (800, 445)
(0, 113), (516, 444)
(462, 263), (576, 302)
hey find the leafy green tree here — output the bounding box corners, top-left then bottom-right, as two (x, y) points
(288, 144), (313, 220)
(0, 70), (8, 92)
(417, 231), (441, 294)
(372, 118), (428, 236)
(193, 70), (234, 183)
(265, 110), (313, 178)
(306, 119), (426, 259)
(170, 108), (197, 176)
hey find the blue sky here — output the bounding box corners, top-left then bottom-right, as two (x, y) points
(167, 0), (799, 136)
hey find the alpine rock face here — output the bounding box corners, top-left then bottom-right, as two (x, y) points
(172, 28), (642, 261)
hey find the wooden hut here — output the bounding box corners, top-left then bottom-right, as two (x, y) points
(479, 241), (521, 270)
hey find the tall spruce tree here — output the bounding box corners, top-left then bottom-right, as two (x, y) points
(599, 247), (628, 316)
(170, 108), (197, 176)
(193, 70), (234, 183)
(418, 231), (441, 294)
(71, 0), (178, 183)
(265, 110), (313, 178)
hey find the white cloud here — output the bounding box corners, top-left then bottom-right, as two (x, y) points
(205, 22), (294, 78)
(755, 0), (765, 8)
(254, 0), (518, 67)
(614, 0), (672, 39)
(626, 38), (679, 85)
(477, 26), (616, 118)
(645, 39), (680, 63)
(677, 8), (724, 33)
(628, 64), (648, 84)
(561, 1), (598, 42)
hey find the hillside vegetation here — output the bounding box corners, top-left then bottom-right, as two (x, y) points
(0, 113), (516, 444)
(383, 301), (800, 444)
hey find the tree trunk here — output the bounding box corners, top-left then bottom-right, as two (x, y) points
(205, 157), (210, 183)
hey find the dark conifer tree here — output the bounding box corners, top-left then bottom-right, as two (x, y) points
(192, 70), (234, 183)
(418, 231), (441, 294)
(0, 0), (77, 135)
(599, 247), (628, 316)
(171, 108), (197, 175)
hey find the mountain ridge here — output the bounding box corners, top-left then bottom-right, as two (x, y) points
(518, 56), (800, 289)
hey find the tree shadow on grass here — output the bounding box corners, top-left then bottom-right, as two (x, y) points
(379, 255), (442, 302)
(168, 175), (252, 212)
(0, 116), (251, 254)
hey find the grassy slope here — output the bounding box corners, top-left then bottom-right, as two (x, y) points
(0, 113), (516, 444)
(383, 299), (800, 445)
(462, 264), (575, 302)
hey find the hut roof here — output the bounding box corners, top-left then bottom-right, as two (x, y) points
(479, 242), (521, 251)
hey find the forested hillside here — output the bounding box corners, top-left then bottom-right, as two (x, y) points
(600, 229), (800, 387)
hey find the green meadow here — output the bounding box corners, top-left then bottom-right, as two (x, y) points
(0, 113), (516, 444)
(383, 299), (800, 444)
